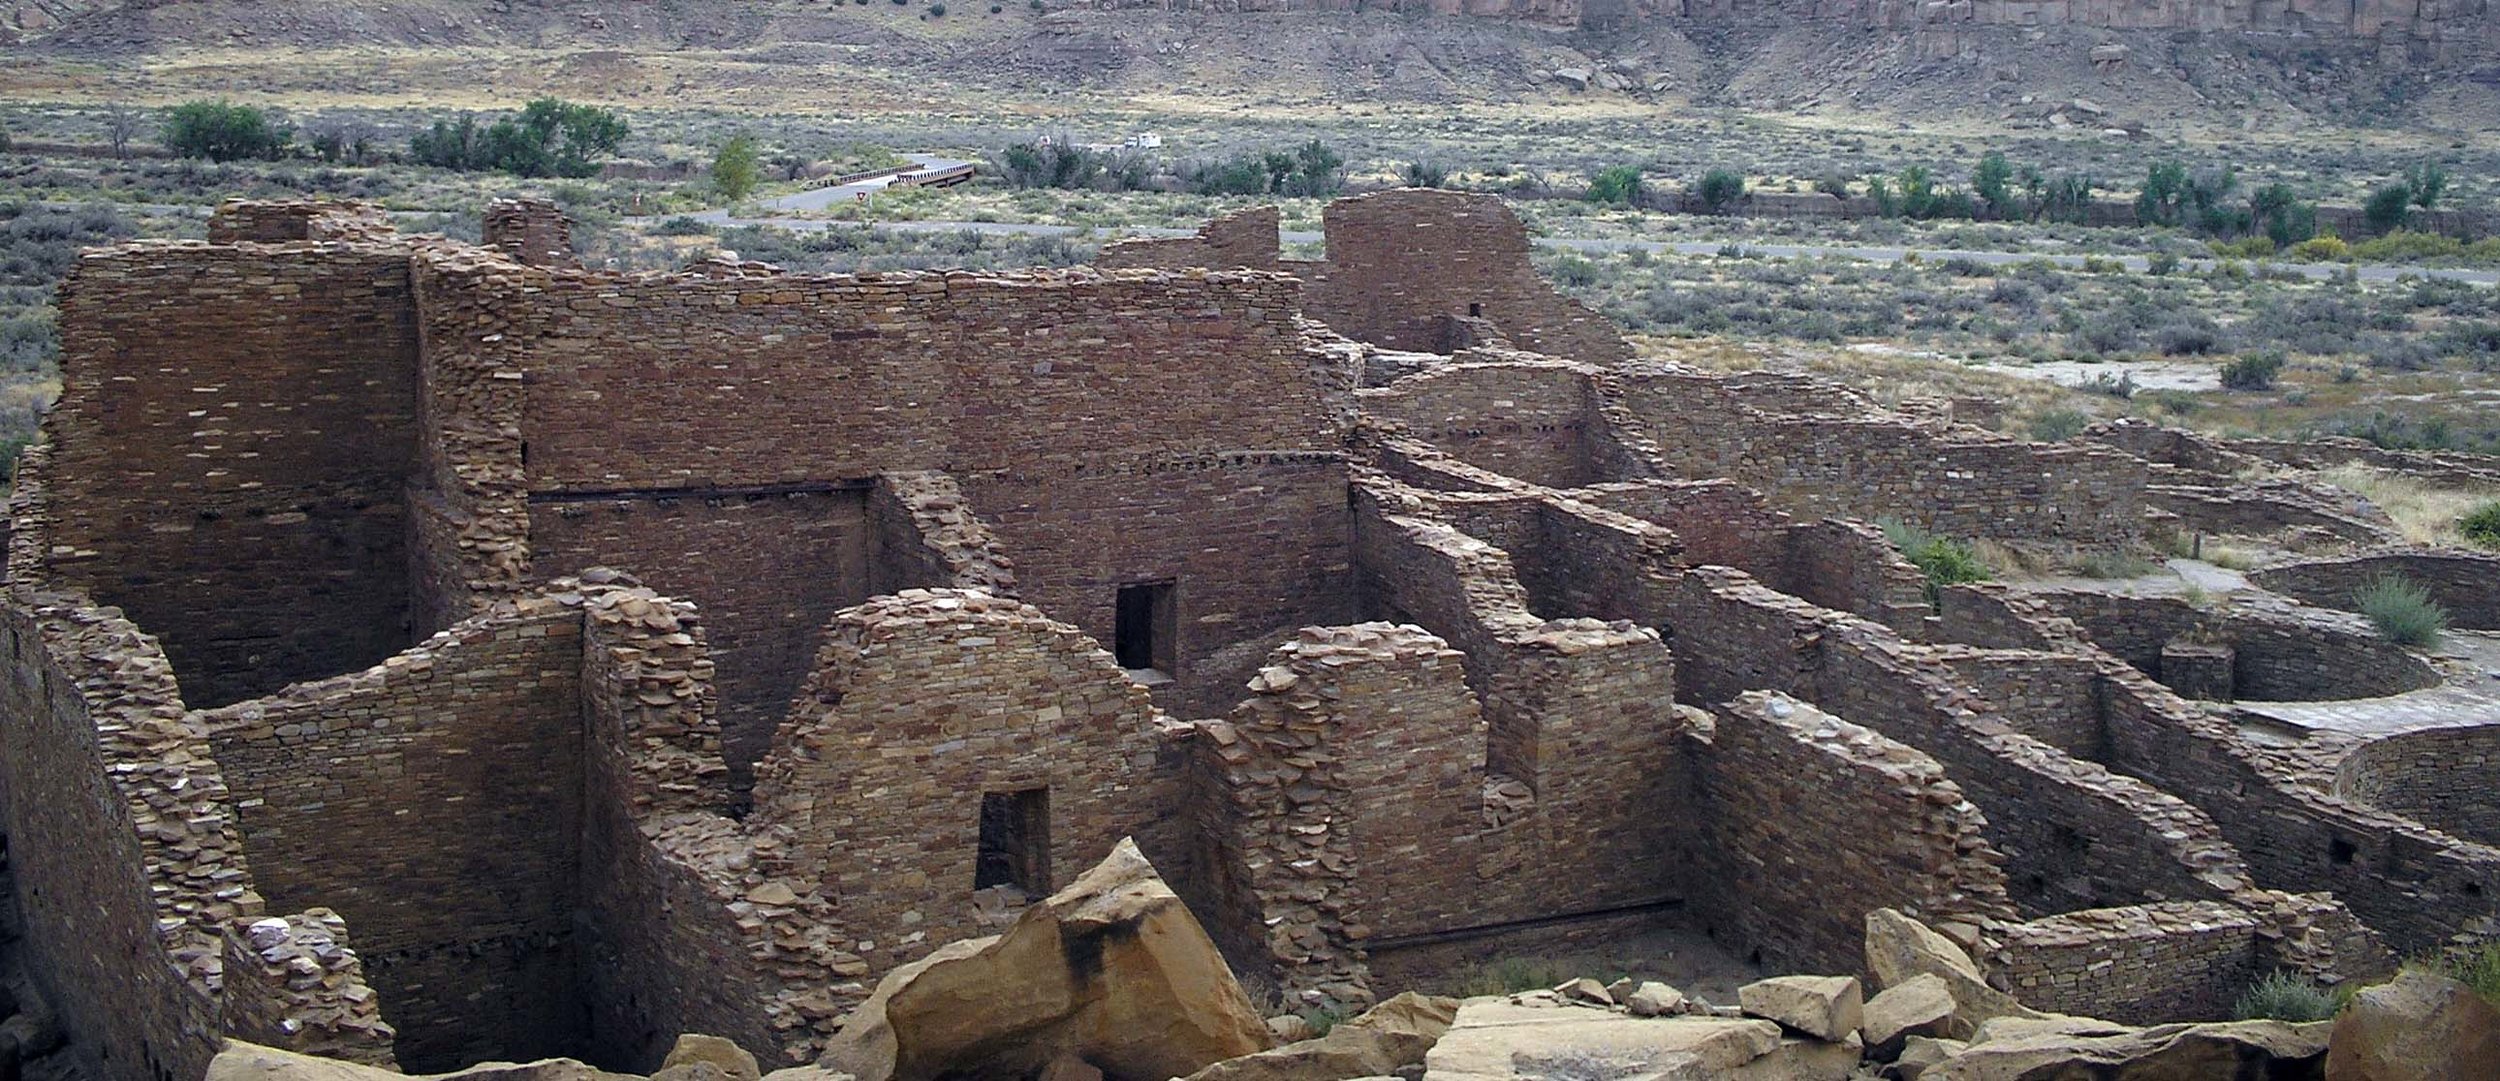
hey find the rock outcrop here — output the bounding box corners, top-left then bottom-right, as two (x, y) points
(1184, 993), (1459, 1081)
(2324, 969), (2500, 1081)
(818, 838), (1274, 1081)
(1922, 1018), (2331, 1079)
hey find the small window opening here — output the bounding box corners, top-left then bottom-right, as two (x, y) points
(2329, 837), (2357, 866)
(1114, 580), (1176, 676)
(975, 788), (1051, 896)
(1468, 302), (1484, 318)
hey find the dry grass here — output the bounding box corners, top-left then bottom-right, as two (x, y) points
(2312, 464), (2494, 547)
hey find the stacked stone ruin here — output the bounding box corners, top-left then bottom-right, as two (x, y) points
(3, 190), (2496, 1077)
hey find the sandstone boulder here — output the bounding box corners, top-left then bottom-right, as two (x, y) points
(1186, 993), (1458, 1081)
(663, 1035), (761, 1081)
(1737, 976), (1862, 1041)
(819, 838), (1273, 1081)
(1888, 1037), (1964, 1079)
(1865, 909), (2038, 1035)
(1864, 974), (1957, 1059)
(1552, 67), (1591, 90)
(1425, 1000), (1786, 1081)
(208, 1042), (640, 1081)
(1627, 982), (1688, 1018)
(1923, 1019), (2330, 1080)
(2325, 969), (2500, 1080)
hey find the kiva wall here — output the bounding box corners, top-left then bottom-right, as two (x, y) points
(2337, 725), (2500, 849)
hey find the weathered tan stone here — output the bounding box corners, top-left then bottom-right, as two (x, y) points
(1423, 999), (1784, 1081)
(1863, 974), (1957, 1058)
(819, 839), (1272, 1081)
(1185, 993), (1458, 1081)
(1866, 909), (2039, 1034)
(1737, 976), (1862, 1041)
(2324, 969), (2500, 1081)
(661, 1034), (762, 1081)
(1924, 1019), (2330, 1080)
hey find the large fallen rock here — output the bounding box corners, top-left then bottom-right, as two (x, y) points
(1863, 975), (1956, 1060)
(1423, 996), (1855, 1081)
(820, 838), (1273, 1081)
(208, 1042), (640, 1080)
(2325, 968), (2500, 1080)
(1185, 993), (1459, 1081)
(1922, 1019), (2330, 1080)
(1737, 977), (1861, 1042)
(1864, 909), (2039, 1037)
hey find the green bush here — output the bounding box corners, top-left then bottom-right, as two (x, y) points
(2459, 501), (2500, 551)
(2364, 184), (2413, 233)
(1586, 165), (1643, 206)
(1696, 167), (1746, 214)
(1883, 519), (1991, 606)
(162, 100), (291, 162)
(410, 98), (628, 178)
(2075, 550), (2158, 579)
(1402, 161), (1449, 189)
(2219, 351), (2285, 391)
(2026, 409), (2089, 442)
(711, 134), (762, 202)
(2355, 574), (2447, 647)
(2233, 971), (2346, 1022)
(2146, 251), (2181, 276)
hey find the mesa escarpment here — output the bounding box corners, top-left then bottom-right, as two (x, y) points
(2, 190), (2495, 1078)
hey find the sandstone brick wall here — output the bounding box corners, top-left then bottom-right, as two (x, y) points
(2253, 549), (2500, 631)
(1693, 691), (2014, 977)
(482, 197), (581, 269)
(195, 597), (590, 1071)
(0, 594), (260, 1081)
(2016, 588), (2439, 702)
(1929, 647), (2109, 760)
(1357, 359), (1621, 488)
(867, 471), (1020, 598)
(750, 590), (1184, 990)
(2144, 481), (2402, 545)
(530, 489), (872, 790)
(207, 199), (396, 244)
(1666, 568), (2252, 922)
(414, 255), (1354, 752)
(1992, 902), (2261, 1023)
(220, 910), (396, 1064)
(1614, 363), (2148, 543)
(1782, 518), (1934, 629)
(1303, 190), (1632, 366)
(1096, 206), (1281, 272)
(43, 241), (423, 707)
(2336, 726), (2500, 848)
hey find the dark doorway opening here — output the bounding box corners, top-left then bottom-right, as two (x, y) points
(976, 788), (1052, 895)
(1468, 302), (1483, 317)
(1114, 580), (1176, 674)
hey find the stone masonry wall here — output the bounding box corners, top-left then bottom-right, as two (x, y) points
(413, 255), (1353, 760)
(481, 197), (580, 270)
(206, 200), (396, 244)
(43, 241), (422, 707)
(1693, 691), (2015, 978)
(867, 471), (1020, 598)
(1096, 206), (1282, 272)
(1303, 190), (1633, 366)
(0, 594), (254, 1081)
(194, 597), (589, 1071)
(2336, 725), (2500, 849)
(1357, 360), (1617, 488)
(1991, 902), (2261, 1023)
(529, 488), (872, 792)
(2253, 549), (2500, 630)
(1613, 363), (2147, 543)
(750, 590), (1184, 995)
(2016, 588), (2439, 703)
(219, 911), (396, 1065)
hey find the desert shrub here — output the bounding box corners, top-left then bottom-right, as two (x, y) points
(2292, 234), (2351, 262)
(1402, 161), (1449, 189)
(2219, 350), (2284, 390)
(2363, 334), (2440, 372)
(1548, 256), (1599, 287)
(2233, 971), (2345, 1022)
(2355, 574), (2446, 647)
(2146, 250), (2181, 276)
(1813, 173), (1852, 198)
(1883, 519), (1991, 605)
(2026, 409), (2089, 442)
(2073, 370), (2138, 399)
(2210, 235), (2276, 259)
(2459, 502), (2500, 551)
(2154, 319), (2223, 356)
(411, 98), (628, 178)
(1695, 167), (1746, 213)
(2442, 321), (2500, 360)
(162, 100), (291, 162)
(928, 1), (945, 12)
(1586, 165), (1643, 206)
(653, 216), (711, 236)
(1454, 958), (1569, 997)
(1936, 256), (1991, 277)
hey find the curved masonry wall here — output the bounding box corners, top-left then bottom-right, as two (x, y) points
(2338, 726), (2500, 849)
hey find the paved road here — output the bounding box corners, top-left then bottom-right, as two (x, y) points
(687, 154), (976, 224)
(692, 209), (2500, 286)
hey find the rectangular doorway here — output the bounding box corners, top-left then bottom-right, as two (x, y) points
(1113, 580), (1176, 676)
